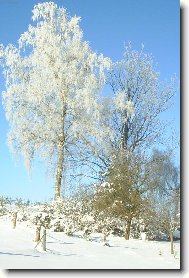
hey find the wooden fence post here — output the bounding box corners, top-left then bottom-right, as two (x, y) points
(12, 212), (17, 229)
(34, 223), (41, 242)
(42, 227), (46, 251)
(170, 222), (174, 255)
(170, 229), (174, 254)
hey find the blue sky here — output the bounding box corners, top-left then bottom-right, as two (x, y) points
(0, 0), (180, 201)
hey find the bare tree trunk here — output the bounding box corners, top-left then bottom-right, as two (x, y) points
(54, 140), (64, 201)
(170, 229), (174, 254)
(35, 223), (41, 242)
(125, 218), (132, 240)
(42, 228), (46, 251)
(12, 212), (17, 229)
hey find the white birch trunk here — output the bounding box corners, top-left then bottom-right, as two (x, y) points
(54, 141), (64, 200)
(54, 104), (65, 201)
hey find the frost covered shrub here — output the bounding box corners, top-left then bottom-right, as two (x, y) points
(89, 211), (125, 237)
(0, 206), (7, 217)
(53, 220), (64, 232)
(29, 198), (90, 234)
(44, 196), (138, 238)
(129, 218), (141, 239)
(0, 193), (176, 242)
(32, 211), (51, 229)
(17, 212), (28, 222)
(59, 197), (96, 234)
(0, 196), (14, 216)
(0, 198), (7, 216)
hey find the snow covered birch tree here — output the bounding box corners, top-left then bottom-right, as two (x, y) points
(0, 2), (110, 200)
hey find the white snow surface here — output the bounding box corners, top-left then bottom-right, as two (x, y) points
(0, 217), (180, 270)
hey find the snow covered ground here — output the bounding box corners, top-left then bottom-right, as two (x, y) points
(0, 217), (180, 270)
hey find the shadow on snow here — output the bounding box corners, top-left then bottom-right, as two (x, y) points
(0, 251), (40, 258)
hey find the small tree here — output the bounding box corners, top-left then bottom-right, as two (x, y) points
(94, 150), (148, 240)
(145, 149), (180, 252)
(0, 2), (110, 200)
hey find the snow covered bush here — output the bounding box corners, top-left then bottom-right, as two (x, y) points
(0, 202), (7, 217)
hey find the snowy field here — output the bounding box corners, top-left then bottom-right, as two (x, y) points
(0, 217), (180, 270)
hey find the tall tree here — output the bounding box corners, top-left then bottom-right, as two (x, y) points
(80, 43), (177, 183)
(0, 2), (110, 200)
